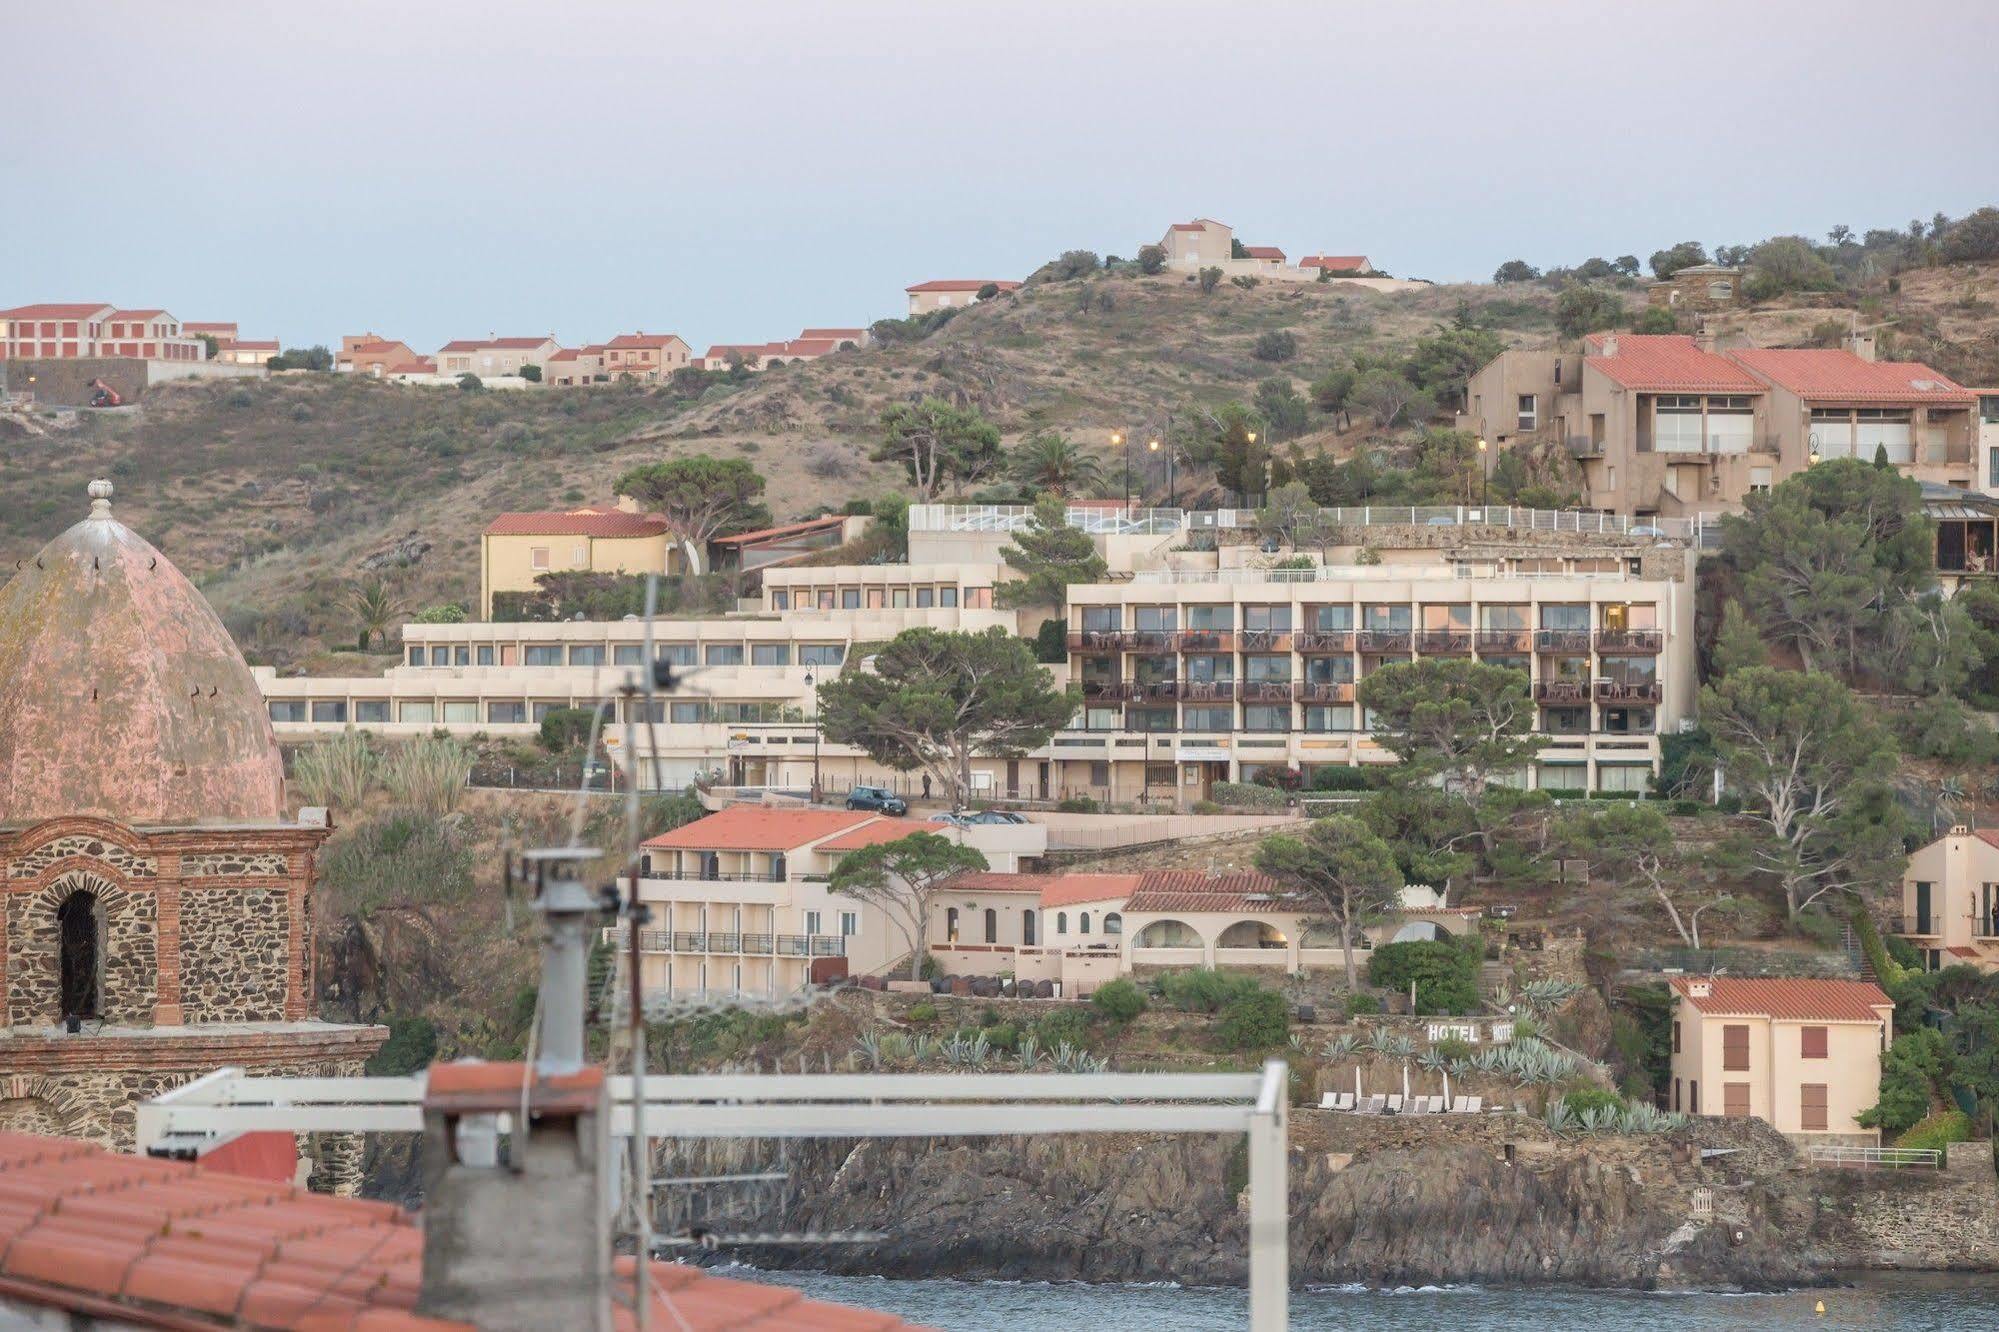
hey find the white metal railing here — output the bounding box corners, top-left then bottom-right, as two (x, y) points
(1805, 1144), (1942, 1170)
(1128, 564), (1639, 585)
(914, 503), (1719, 547)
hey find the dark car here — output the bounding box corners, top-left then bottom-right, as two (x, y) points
(845, 785), (908, 816)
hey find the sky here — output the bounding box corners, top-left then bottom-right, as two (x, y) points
(6, 1), (1996, 354)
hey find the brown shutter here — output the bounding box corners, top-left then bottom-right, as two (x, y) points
(1723, 1024), (1750, 1071)
(1723, 1082), (1750, 1118)
(1801, 1084), (1828, 1131)
(1801, 1026), (1828, 1059)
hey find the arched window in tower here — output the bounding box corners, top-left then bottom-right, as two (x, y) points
(57, 891), (100, 1021)
(983, 908), (997, 944)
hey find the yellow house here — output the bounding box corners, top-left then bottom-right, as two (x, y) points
(479, 508), (679, 618)
(1668, 977), (1891, 1144)
(1898, 825), (1999, 972)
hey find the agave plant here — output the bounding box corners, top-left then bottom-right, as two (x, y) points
(1542, 1101), (1575, 1134)
(1321, 1034), (1359, 1061)
(1416, 1048), (1448, 1074)
(908, 1034), (934, 1063)
(854, 1031), (884, 1071)
(1521, 979), (1585, 1014)
(880, 1032), (913, 1063)
(1015, 1033), (1040, 1067)
(1578, 1105), (1618, 1135)
(1365, 1025), (1394, 1053)
(1382, 1034), (1417, 1060)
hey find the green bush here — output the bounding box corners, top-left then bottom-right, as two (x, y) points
(1884, 933), (1923, 970)
(1434, 1036), (1474, 1062)
(1344, 992), (1383, 1017)
(1563, 1087), (1625, 1119)
(1056, 795), (1099, 813)
(537, 705), (601, 752)
(1211, 781), (1288, 810)
(1367, 940), (1481, 1014)
(1191, 799), (1225, 814)
(1667, 799), (1704, 817)
(1158, 967), (1263, 1014)
(1035, 1006), (1091, 1048)
(908, 1002), (939, 1024)
(1309, 765), (1373, 792)
(1862, 1029), (1950, 1133)
(1091, 978), (1148, 1023)
(1032, 617), (1067, 664)
(1898, 1109), (1972, 1154)
(1252, 330), (1297, 363)
(984, 1022), (1021, 1052)
(1218, 989), (1289, 1049)
(367, 1016), (439, 1076)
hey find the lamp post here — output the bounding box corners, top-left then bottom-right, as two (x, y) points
(1476, 436), (1489, 507)
(1114, 430), (1130, 508)
(1148, 436), (1173, 508)
(1245, 430), (1259, 505)
(802, 668), (822, 804)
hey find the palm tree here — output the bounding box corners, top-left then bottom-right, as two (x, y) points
(349, 578), (404, 653)
(1009, 431), (1108, 498)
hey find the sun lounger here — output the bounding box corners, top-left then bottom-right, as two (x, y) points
(1449, 1096), (1471, 1114)
(1385, 1094), (1404, 1114)
(1424, 1096), (1446, 1113)
(1464, 1096), (1483, 1114)
(1358, 1094), (1385, 1115)
(1333, 1092), (1356, 1112)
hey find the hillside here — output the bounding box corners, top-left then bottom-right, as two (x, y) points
(3, 258), (1994, 666)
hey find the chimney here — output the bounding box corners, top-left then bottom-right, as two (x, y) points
(1600, 334), (1618, 359)
(1848, 331), (1877, 362)
(1692, 318), (1716, 353)
(1952, 824), (1971, 837)
(1687, 980), (1711, 998)
(417, 848), (612, 1332)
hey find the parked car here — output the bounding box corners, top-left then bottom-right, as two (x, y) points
(964, 810), (1028, 825)
(845, 786), (908, 816)
(1628, 524), (1666, 538)
(1425, 515), (1458, 527)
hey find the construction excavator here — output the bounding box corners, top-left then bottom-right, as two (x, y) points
(87, 378), (123, 408)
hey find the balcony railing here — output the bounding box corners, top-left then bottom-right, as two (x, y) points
(707, 931), (740, 954)
(679, 870), (784, 884)
(1596, 629), (1664, 653)
(1295, 630), (1355, 653)
(1900, 915), (1939, 936)
(1595, 679), (1663, 704)
(612, 928), (846, 957)
(1081, 680), (1144, 701)
(1475, 629), (1531, 652)
(1240, 680), (1294, 702)
(1174, 629), (1234, 652)
(1356, 630), (1414, 654)
(1129, 629), (1178, 651)
(1535, 629), (1593, 653)
(1566, 435), (1603, 459)
(1237, 629), (1293, 652)
(1300, 681), (1356, 703)
(741, 932), (774, 954)
(1179, 680), (1238, 702)
(1534, 680), (1591, 704)
(1415, 630), (1473, 654)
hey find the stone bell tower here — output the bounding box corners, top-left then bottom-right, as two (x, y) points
(0, 482), (383, 1178)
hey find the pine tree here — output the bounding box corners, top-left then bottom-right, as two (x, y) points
(1710, 599), (1765, 676)
(995, 493), (1107, 609)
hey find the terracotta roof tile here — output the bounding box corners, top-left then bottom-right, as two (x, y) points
(1726, 347), (1975, 404)
(1240, 246), (1285, 260)
(1125, 869), (1294, 914)
(1582, 334), (1767, 393)
(0, 303), (115, 319)
(710, 514), (849, 546)
(815, 817), (931, 850)
(1669, 976), (1892, 1022)
(904, 279), (1019, 293)
(604, 332), (687, 350)
(1300, 255), (1369, 271)
(643, 805), (877, 852)
(483, 510), (668, 538)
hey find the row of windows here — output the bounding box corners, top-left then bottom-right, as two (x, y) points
(942, 906), (1122, 945)
(273, 698), (802, 726)
(1080, 657), (1658, 687)
(1079, 702), (1657, 735)
(1671, 1021), (1833, 1064)
(1079, 604), (1656, 632)
(407, 642), (846, 668)
(1072, 760), (1651, 794)
(771, 586), (992, 611)
(1672, 1079), (1828, 1129)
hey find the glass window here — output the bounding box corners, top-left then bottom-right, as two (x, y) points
(670, 701), (707, 724)
(771, 590), (789, 610)
(408, 646), (424, 666)
(752, 644), (792, 666)
(568, 645), (605, 666)
(1128, 708), (1175, 732)
(1596, 764), (1652, 794)
(1080, 606), (1122, 632)
(430, 646), (451, 666)
(310, 701), (347, 723)
(1084, 706), (1122, 730)
(1243, 704), (1289, 732)
(915, 587), (935, 608)
(1538, 764), (1587, 792)
(1088, 761), (1110, 786)
(488, 701), (527, 724)
(1304, 705), (1353, 732)
(1135, 606), (1179, 633)
(818, 590), (836, 610)
(1308, 604), (1352, 631)
(268, 701), (306, 722)
(441, 701), (477, 724)
(531, 702), (563, 722)
(453, 646), (471, 666)
(1244, 605), (1292, 632)
(705, 644), (744, 665)
(890, 588), (910, 608)
(1422, 604), (1472, 630)
(354, 700), (389, 723)
(800, 644), (844, 666)
(524, 645), (562, 666)
(613, 645), (642, 665)
(1133, 655), (1176, 685)
(1362, 605), (1411, 632)
(398, 702), (435, 724)
(1186, 604), (1233, 631)
(842, 589), (861, 609)
(1305, 656), (1354, 684)
(1182, 706), (1231, 731)
(1480, 604), (1528, 631)
(1541, 707), (1589, 734)
(1244, 654), (1289, 681)
(939, 587), (959, 607)
(1540, 604), (1589, 630)
(658, 643), (696, 665)
(477, 646), (495, 666)
(1184, 655), (1233, 682)
(1517, 393), (1538, 431)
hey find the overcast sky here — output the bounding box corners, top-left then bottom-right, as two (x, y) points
(7, 1), (1995, 353)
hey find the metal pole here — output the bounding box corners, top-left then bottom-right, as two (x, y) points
(1247, 1059), (1288, 1332)
(622, 577), (659, 1332)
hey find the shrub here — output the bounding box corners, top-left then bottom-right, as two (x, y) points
(412, 603), (468, 624)
(1032, 617), (1067, 664)
(1136, 244), (1167, 275)
(380, 736), (470, 817)
(292, 730), (377, 811)
(1158, 967), (1262, 1014)
(1563, 1087), (1625, 1120)
(1309, 765), (1372, 792)
(1368, 940), (1481, 1015)
(1434, 1036), (1474, 1062)
(984, 1022), (1021, 1052)
(908, 1002), (939, 1024)
(1218, 988), (1289, 1050)
(1633, 307), (1678, 334)
(1898, 1109), (1972, 1154)
(1198, 266), (1223, 294)
(457, 373), (482, 391)
(1211, 781), (1287, 810)
(1251, 330), (1297, 363)
(1191, 799), (1224, 814)
(1092, 978), (1147, 1024)
(1056, 795), (1099, 813)
(367, 1016), (439, 1076)
(1667, 799), (1704, 817)
(537, 705), (601, 752)
(1861, 1029), (1950, 1133)
(1035, 1006), (1090, 1048)
(1344, 992), (1383, 1017)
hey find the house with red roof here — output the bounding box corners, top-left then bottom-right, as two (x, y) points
(634, 805), (1044, 997)
(1897, 825), (1999, 975)
(599, 331), (692, 381)
(1158, 218), (1235, 268)
(217, 338), (281, 367)
(905, 279), (1020, 316)
(335, 333), (420, 376)
(1667, 976), (1891, 1143)
(434, 335), (560, 380)
(1300, 255), (1373, 275)
(0, 303), (204, 363)
(479, 506), (681, 617)
(1725, 342), (1977, 487)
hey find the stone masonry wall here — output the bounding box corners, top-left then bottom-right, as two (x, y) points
(5, 872), (157, 1026)
(178, 884), (289, 1022)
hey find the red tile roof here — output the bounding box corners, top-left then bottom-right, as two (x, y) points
(1669, 977), (1892, 1023)
(643, 805), (877, 852)
(1300, 255), (1370, 271)
(386, 361), (435, 376)
(904, 279), (1020, 293)
(233, 339), (281, 351)
(183, 321), (238, 333)
(437, 337), (553, 352)
(799, 328), (866, 340)
(0, 1131), (926, 1331)
(1583, 334), (1767, 393)
(778, 338), (840, 357)
(1124, 869), (1294, 914)
(710, 514), (848, 547)
(0, 303), (115, 319)
(1725, 348), (1975, 404)
(1240, 246), (1285, 260)
(548, 347), (582, 361)
(350, 339), (408, 354)
(944, 871), (1138, 906)
(815, 817), (931, 850)
(483, 510), (667, 538)
(604, 332), (687, 350)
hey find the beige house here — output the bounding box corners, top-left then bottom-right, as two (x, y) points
(905, 280), (1019, 316)
(600, 332), (692, 380)
(435, 336), (560, 379)
(336, 335), (419, 376)
(479, 507), (681, 617)
(1460, 334), (1978, 518)
(216, 338), (279, 366)
(544, 344), (607, 386)
(1897, 826), (1999, 972)
(1668, 978), (1891, 1144)
(629, 805), (1045, 997)
(1159, 218), (1235, 268)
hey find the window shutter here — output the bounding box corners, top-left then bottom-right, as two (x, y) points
(1723, 1082), (1750, 1118)
(1723, 1024), (1750, 1071)
(1801, 1026), (1828, 1059)
(1801, 1084), (1828, 1131)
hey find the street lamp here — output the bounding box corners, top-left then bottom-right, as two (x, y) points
(1476, 437), (1489, 507)
(802, 668), (822, 803)
(1808, 448), (1821, 466)
(1113, 430), (1131, 508)
(1148, 436), (1173, 508)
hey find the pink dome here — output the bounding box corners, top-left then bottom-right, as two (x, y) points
(0, 482), (286, 827)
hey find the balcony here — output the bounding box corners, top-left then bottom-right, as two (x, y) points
(682, 870), (785, 884)
(1238, 629), (1293, 652)
(1475, 629), (1531, 652)
(1596, 629), (1664, 653)
(1137, 679), (1186, 701)
(1900, 916), (1939, 938)
(1068, 630), (1130, 653)
(707, 931), (740, 954)
(1300, 681), (1356, 703)
(1295, 630), (1356, 653)
(1595, 679), (1662, 704)
(1534, 680), (1591, 704)
(1356, 630), (1414, 654)
(1535, 629), (1593, 654)
(777, 934), (847, 957)
(1179, 679), (1238, 702)
(1175, 630), (1234, 652)
(1415, 630), (1473, 654)
(1240, 680), (1294, 703)
(1081, 679), (1144, 702)
(1129, 629), (1178, 651)
(1566, 434), (1604, 459)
